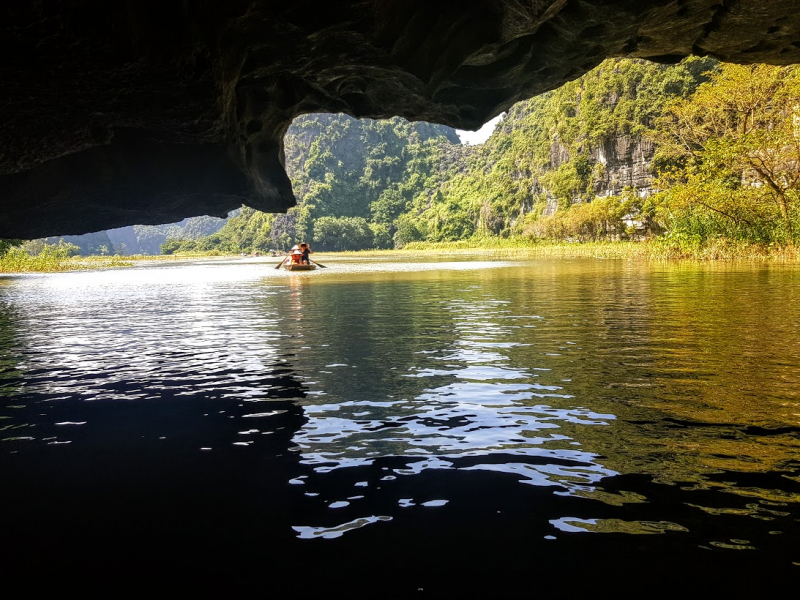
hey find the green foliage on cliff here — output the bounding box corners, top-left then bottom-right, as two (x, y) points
(164, 56), (800, 256)
(313, 216), (374, 251)
(428, 56), (716, 238)
(165, 115), (459, 253)
(653, 63), (800, 247)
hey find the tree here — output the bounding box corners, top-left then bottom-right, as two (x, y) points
(0, 239), (22, 255)
(370, 188), (408, 226)
(313, 216), (374, 251)
(394, 214), (427, 247)
(654, 63), (800, 243)
(369, 223), (393, 249)
(161, 240), (184, 255)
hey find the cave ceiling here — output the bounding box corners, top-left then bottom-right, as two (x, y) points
(2, 0), (800, 239)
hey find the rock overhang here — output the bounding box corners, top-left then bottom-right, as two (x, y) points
(2, 0), (800, 239)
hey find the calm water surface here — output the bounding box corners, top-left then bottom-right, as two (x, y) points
(1, 256), (799, 595)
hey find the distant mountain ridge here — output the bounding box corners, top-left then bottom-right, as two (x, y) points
(46, 215), (230, 255)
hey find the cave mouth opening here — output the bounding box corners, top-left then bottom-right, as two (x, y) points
(2, 1), (800, 241)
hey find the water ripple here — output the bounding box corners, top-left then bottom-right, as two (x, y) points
(1, 257), (800, 587)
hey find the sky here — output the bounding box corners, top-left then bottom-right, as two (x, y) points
(456, 114), (503, 145)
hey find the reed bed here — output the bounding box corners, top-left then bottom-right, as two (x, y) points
(0, 246), (82, 273)
(4, 238), (799, 273)
(399, 238), (800, 262)
(0, 249), (194, 273)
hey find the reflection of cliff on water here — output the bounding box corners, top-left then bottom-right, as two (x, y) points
(566, 263), (800, 499)
(278, 261), (800, 542)
(279, 268), (604, 489)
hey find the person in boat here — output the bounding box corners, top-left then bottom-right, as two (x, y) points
(299, 242), (313, 265)
(286, 245), (303, 266)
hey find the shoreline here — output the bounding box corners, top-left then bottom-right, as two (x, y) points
(323, 239), (800, 262)
(3, 240), (800, 274)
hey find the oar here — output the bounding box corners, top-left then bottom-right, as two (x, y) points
(311, 259), (327, 268)
(274, 257), (287, 269)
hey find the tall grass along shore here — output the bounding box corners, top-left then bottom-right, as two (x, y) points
(400, 237), (800, 262)
(0, 246), (191, 273)
(3, 238), (799, 274)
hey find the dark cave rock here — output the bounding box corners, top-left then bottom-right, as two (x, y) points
(2, 0), (800, 238)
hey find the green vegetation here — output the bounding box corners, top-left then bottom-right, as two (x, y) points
(403, 239), (650, 259)
(652, 63), (800, 248)
(163, 116), (459, 254)
(169, 56), (800, 260)
(0, 239), (21, 255)
(402, 238), (800, 262)
(9, 57), (800, 269)
(0, 240), (200, 273)
(426, 56), (716, 238)
(0, 241), (108, 272)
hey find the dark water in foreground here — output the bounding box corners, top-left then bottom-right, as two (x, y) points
(1, 256), (799, 595)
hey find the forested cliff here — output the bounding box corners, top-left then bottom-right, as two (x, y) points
(163, 57), (712, 253)
(160, 57), (800, 253)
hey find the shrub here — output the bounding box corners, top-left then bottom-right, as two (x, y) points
(313, 216), (374, 250)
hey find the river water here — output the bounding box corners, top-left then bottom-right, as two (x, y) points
(1, 256), (799, 595)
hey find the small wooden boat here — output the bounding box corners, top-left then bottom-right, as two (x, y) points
(281, 262), (317, 271)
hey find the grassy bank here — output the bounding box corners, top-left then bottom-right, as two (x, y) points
(399, 237), (800, 262)
(161, 235), (800, 262)
(648, 236), (800, 261)
(4, 238), (799, 273)
(139, 238), (800, 263)
(401, 239), (649, 259)
(0, 248), (196, 273)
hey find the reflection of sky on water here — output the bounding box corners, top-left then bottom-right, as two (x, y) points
(0, 265), (288, 404)
(292, 293), (618, 503)
(293, 515), (394, 540)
